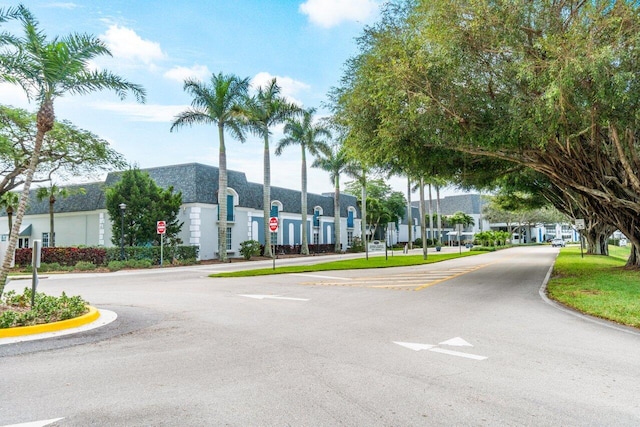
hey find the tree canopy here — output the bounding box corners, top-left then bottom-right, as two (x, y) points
(333, 0), (640, 267)
(105, 168), (183, 247)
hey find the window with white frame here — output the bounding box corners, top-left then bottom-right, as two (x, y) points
(42, 232), (50, 248)
(347, 230), (353, 247)
(226, 227), (232, 251)
(18, 237), (29, 249)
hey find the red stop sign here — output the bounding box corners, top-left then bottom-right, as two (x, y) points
(269, 217), (279, 232)
(157, 220), (166, 234)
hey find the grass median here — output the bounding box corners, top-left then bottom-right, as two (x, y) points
(209, 251), (478, 278)
(547, 245), (640, 328)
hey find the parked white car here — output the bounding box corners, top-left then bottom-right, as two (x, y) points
(551, 238), (566, 247)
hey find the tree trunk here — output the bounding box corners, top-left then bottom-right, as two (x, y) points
(419, 177), (427, 259)
(0, 99), (54, 296)
(49, 197), (55, 247)
(584, 223), (613, 256)
(334, 174), (341, 253)
(300, 146), (309, 255)
(263, 134), (272, 258)
(361, 170), (367, 260)
(436, 185), (442, 245)
(406, 177), (412, 249)
(218, 124), (229, 262)
(428, 184), (434, 244)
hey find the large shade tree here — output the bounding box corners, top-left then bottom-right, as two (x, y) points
(333, 0), (640, 267)
(0, 5), (145, 294)
(171, 72), (249, 262)
(244, 78), (299, 257)
(276, 108), (330, 255)
(0, 105), (126, 196)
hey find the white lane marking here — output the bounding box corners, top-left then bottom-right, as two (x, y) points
(429, 347), (487, 360)
(238, 294), (309, 301)
(393, 341), (436, 351)
(0, 310), (117, 346)
(292, 274), (351, 280)
(3, 418), (64, 427)
(394, 337), (487, 360)
(439, 337), (473, 347)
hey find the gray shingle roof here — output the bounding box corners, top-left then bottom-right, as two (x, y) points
(5, 163), (359, 218)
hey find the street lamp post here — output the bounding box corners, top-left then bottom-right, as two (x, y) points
(119, 203), (126, 260)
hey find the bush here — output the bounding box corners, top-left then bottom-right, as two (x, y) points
(348, 236), (365, 253)
(0, 288), (89, 328)
(105, 245), (198, 264)
(413, 238), (422, 248)
(239, 240), (262, 260)
(74, 261), (97, 271)
(107, 260), (126, 271)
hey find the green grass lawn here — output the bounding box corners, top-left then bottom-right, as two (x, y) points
(547, 245), (640, 328)
(209, 251), (478, 278)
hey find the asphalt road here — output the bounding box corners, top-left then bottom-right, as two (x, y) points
(1, 246), (639, 426)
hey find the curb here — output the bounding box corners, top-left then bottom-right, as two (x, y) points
(0, 305), (100, 338)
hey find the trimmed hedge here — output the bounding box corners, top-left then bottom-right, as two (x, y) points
(15, 245), (199, 267)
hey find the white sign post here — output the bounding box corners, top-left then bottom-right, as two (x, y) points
(575, 218), (585, 258)
(157, 220), (166, 266)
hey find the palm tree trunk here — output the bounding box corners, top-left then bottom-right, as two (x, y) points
(420, 177), (427, 259)
(406, 177), (412, 249)
(300, 146), (309, 255)
(263, 134), (272, 258)
(334, 174), (341, 253)
(428, 184), (434, 243)
(361, 170), (367, 260)
(0, 100), (53, 295)
(218, 124), (229, 262)
(436, 185), (442, 245)
(49, 198), (55, 247)
(7, 209), (12, 237)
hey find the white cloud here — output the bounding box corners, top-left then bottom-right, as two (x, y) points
(163, 64), (211, 83)
(100, 25), (166, 66)
(92, 102), (186, 122)
(299, 0), (380, 28)
(0, 83), (30, 109)
(44, 2), (79, 9)
(251, 72), (310, 106)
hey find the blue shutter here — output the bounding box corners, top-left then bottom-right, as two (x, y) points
(270, 205), (278, 217)
(313, 210), (319, 227)
(347, 210), (354, 228)
(227, 194), (234, 221)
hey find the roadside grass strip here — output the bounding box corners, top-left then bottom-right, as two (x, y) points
(546, 245), (640, 328)
(209, 251), (479, 278)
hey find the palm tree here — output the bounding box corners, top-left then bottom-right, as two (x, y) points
(312, 143), (357, 253)
(244, 78), (300, 257)
(171, 73), (249, 262)
(0, 192), (19, 236)
(276, 108), (330, 255)
(0, 5), (145, 295)
(36, 183), (85, 247)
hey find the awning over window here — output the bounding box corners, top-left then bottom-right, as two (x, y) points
(19, 224), (32, 236)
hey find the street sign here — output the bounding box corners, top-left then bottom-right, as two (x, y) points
(157, 220), (167, 234)
(575, 218), (585, 230)
(269, 216), (279, 232)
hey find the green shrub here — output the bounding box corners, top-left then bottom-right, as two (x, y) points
(39, 262), (64, 272)
(239, 240), (262, 260)
(348, 236), (365, 253)
(0, 288), (89, 328)
(470, 246), (496, 252)
(127, 259), (152, 269)
(413, 238), (422, 248)
(74, 261), (97, 271)
(107, 260), (126, 271)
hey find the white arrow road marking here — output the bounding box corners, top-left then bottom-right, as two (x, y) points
(238, 294), (309, 301)
(439, 337), (473, 347)
(393, 341), (437, 351)
(3, 418), (64, 427)
(429, 348), (488, 361)
(394, 338), (487, 360)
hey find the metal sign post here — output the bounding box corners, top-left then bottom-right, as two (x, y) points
(31, 239), (41, 308)
(157, 220), (166, 266)
(575, 219), (585, 258)
(269, 217), (278, 270)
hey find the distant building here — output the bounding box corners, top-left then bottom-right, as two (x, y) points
(0, 163), (361, 260)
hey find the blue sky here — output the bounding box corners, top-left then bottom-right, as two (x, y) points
(1, 0), (460, 197)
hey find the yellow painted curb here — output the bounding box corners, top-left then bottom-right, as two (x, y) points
(0, 305), (99, 338)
